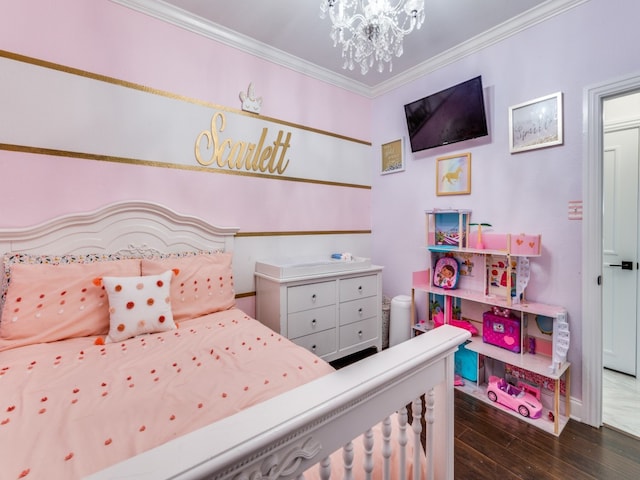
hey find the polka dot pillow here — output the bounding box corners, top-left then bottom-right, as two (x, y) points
(1, 252), (132, 325)
(100, 270), (177, 343)
(141, 252), (235, 322)
(0, 259), (141, 352)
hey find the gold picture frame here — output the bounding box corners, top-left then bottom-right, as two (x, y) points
(509, 91), (563, 153)
(436, 153), (471, 196)
(381, 138), (405, 174)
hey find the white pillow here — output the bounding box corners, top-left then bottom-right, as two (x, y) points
(102, 270), (176, 343)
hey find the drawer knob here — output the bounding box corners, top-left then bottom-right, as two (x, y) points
(358, 330), (363, 337)
(358, 286), (363, 293)
(311, 294), (317, 302)
(311, 319), (317, 326)
(358, 307), (363, 316)
(311, 344), (317, 351)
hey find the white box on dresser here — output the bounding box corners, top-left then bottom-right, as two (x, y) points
(255, 258), (383, 362)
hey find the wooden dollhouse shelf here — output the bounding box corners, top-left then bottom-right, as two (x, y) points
(463, 337), (570, 380)
(425, 208), (542, 257)
(413, 270), (565, 318)
(455, 380), (570, 436)
(459, 339), (571, 436)
(428, 284), (565, 318)
(413, 270), (569, 372)
(427, 244), (540, 258)
(417, 209), (571, 435)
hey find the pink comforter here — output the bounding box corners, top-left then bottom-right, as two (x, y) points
(0, 308), (334, 479)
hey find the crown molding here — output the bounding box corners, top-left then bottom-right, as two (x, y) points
(111, 0), (588, 98)
(109, 0), (372, 96)
(372, 0), (589, 96)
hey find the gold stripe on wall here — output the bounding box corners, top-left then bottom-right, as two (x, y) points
(235, 292), (255, 299)
(236, 230), (372, 237)
(0, 50), (371, 146)
(0, 143), (372, 190)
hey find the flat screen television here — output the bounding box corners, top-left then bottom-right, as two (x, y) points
(404, 76), (488, 153)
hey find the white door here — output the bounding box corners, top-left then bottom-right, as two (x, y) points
(603, 125), (639, 376)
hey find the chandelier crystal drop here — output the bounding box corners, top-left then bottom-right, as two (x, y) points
(319, 0), (425, 75)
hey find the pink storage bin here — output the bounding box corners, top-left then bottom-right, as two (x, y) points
(510, 234), (541, 255)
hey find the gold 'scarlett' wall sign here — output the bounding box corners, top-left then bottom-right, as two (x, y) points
(0, 50), (372, 187)
(195, 112), (291, 174)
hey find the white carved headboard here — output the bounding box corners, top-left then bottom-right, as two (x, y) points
(0, 201), (239, 257)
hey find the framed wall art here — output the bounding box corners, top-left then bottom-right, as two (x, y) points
(509, 92), (563, 153)
(381, 138), (405, 174)
(436, 153), (471, 196)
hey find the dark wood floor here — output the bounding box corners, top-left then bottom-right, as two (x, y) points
(454, 389), (640, 479)
(333, 348), (640, 478)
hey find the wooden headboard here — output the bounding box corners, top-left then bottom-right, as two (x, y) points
(0, 201), (239, 257)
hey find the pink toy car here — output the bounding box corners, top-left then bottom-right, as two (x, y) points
(486, 375), (543, 419)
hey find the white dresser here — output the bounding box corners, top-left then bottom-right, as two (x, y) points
(255, 258), (383, 362)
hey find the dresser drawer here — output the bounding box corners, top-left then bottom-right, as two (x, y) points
(339, 296), (378, 326)
(292, 329), (337, 358)
(339, 274), (378, 302)
(287, 281), (336, 313)
(339, 317), (378, 349)
(287, 305), (336, 339)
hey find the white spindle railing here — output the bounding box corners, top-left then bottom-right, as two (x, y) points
(364, 428), (375, 479)
(382, 416), (393, 479)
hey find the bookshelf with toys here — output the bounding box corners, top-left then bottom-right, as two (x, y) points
(411, 209), (571, 435)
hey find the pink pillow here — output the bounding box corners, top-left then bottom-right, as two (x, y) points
(141, 252), (235, 321)
(101, 270), (177, 343)
(0, 259), (141, 351)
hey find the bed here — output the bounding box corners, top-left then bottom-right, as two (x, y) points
(0, 201), (470, 480)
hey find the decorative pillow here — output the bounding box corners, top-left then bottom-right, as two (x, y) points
(1, 252), (131, 323)
(100, 270), (177, 343)
(141, 252), (235, 321)
(0, 259), (141, 352)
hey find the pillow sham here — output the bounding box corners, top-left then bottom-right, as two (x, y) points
(100, 270), (177, 343)
(141, 252), (235, 321)
(0, 259), (141, 352)
(1, 252), (132, 323)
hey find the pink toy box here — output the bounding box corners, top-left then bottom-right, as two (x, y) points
(479, 233), (541, 256)
(482, 310), (521, 353)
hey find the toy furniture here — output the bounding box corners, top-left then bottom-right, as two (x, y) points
(412, 209), (571, 435)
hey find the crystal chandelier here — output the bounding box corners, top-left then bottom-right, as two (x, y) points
(319, 0), (425, 75)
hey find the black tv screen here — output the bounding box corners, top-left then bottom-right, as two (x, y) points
(404, 76), (488, 153)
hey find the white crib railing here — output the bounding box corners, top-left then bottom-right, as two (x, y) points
(89, 324), (470, 480)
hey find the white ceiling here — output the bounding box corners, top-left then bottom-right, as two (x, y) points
(112, 0), (586, 96)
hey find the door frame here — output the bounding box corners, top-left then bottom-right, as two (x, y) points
(583, 72), (640, 427)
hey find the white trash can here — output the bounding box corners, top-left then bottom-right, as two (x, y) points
(389, 295), (412, 347)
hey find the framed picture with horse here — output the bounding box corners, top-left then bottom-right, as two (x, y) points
(436, 152), (471, 196)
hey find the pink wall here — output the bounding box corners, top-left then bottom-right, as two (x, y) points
(0, 151), (371, 230)
(0, 0), (371, 140)
(0, 0), (372, 236)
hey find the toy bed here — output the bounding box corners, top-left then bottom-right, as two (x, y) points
(0, 201), (470, 480)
